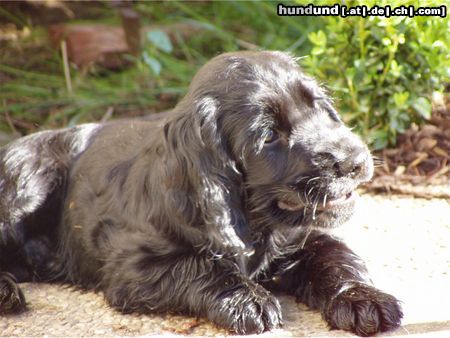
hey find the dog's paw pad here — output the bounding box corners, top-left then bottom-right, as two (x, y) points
(0, 273), (26, 314)
(325, 283), (402, 336)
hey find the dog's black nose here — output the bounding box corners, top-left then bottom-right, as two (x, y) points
(333, 150), (371, 179)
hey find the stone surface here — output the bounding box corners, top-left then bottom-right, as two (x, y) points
(1, 194), (449, 337)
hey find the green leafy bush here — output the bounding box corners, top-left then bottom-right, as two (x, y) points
(302, 1), (449, 149)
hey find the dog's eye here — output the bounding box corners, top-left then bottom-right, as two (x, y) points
(264, 130), (279, 144)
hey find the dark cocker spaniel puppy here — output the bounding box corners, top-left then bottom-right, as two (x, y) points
(0, 51), (402, 336)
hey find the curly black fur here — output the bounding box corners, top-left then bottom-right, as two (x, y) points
(0, 51), (402, 335)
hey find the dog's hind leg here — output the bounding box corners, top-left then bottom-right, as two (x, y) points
(0, 124), (99, 314)
(0, 272), (26, 314)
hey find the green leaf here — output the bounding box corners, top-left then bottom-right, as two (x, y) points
(142, 52), (162, 76)
(311, 46), (325, 56)
(393, 91), (409, 108)
(308, 30), (326, 47)
(146, 30), (173, 53)
(353, 59), (364, 71)
(390, 60), (402, 78)
(382, 37), (391, 46)
(345, 68), (355, 80)
(371, 130), (388, 150)
(411, 97), (431, 119)
(389, 114), (399, 131)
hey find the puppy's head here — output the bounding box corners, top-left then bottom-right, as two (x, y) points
(182, 51), (373, 232)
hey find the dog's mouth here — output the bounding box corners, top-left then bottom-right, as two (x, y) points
(277, 191), (356, 212)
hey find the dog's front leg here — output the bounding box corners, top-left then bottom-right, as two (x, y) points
(264, 230), (402, 336)
(100, 243), (282, 334)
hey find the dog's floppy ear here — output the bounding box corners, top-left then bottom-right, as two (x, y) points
(162, 96), (253, 255)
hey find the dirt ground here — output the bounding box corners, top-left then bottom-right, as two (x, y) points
(1, 193), (449, 337)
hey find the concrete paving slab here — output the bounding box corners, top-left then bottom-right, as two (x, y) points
(1, 194), (449, 337)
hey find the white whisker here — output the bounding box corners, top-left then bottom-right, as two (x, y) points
(295, 176), (308, 184)
(312, 195), (320, 220)
(299, 226), (313, 249)
(307, 187), (315, 201)
(307, 176), (320, 183)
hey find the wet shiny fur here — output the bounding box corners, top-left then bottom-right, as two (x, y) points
(0, 51), (402, 335)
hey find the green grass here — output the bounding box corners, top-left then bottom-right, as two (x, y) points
(1, 1), (321, 135)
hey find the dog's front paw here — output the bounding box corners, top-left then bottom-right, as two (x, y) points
(0, 272), (26, 314)
(324, 283), (402, 336)
(208, 279), (282, 334)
